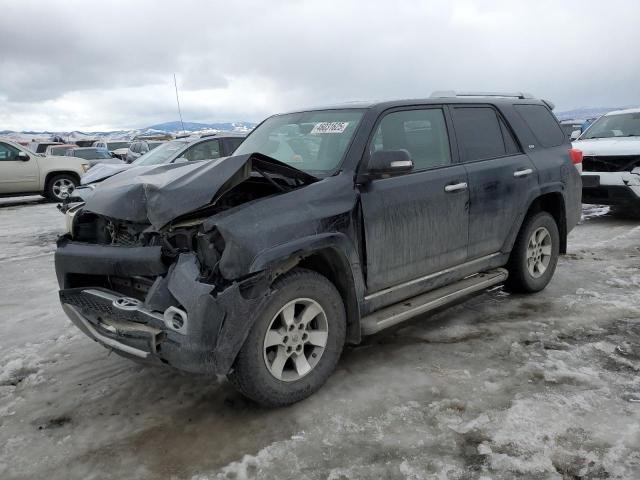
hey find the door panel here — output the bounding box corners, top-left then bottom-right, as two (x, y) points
(464, 155), (536, 258)
(450, 105), (537, 259)
(361, 165), (469, 292)
(360, 107), (468, 293)
(0, 143), (39, 194)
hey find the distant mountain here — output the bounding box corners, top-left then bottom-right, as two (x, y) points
(1, 120), (255, 143)
(147, 121), (255, 132)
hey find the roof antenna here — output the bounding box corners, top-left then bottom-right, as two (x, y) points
(173, 73), (185, 134)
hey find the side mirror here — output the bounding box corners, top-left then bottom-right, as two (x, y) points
(367, 150), (413, 177)
(17, 151), (30, 161)
(570, 130), (581, 140)
(174, 157), (189, 164)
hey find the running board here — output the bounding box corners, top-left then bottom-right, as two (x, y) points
(361, 268), (508, 335)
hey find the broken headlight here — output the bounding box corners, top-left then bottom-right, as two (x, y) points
(64, 203), (85, 237)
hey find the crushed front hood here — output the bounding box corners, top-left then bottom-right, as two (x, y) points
(83, 153), (317, 229)
(81, 162), (133, 185)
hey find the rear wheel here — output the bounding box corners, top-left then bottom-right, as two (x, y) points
(229, 268), (346, 407)
(45, 174), (78, 201)
(506, 211), (560, 293)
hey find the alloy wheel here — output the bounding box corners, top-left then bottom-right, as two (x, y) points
(263, 298), (328, 382)
(526, 226), (552, 278)
(52, 178), (75, 200)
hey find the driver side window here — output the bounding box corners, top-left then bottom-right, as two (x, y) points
(371, 109), (452, 171)
(0, 143), (20, 161)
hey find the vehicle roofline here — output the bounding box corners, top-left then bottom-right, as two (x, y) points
(273, 97), (550, 116)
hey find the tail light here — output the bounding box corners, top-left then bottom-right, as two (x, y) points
(569, 148), (583, 165)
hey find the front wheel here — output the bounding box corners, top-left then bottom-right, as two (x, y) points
(45, 174), (78, 201)
(506, 211), (560, 293)
(228, 268), (346, 407)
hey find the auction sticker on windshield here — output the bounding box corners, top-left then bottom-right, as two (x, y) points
(310, 122), (349, 134)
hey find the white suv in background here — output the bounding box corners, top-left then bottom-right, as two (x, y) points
(573, 108), (640, 208)
(0, 139), (89, 201)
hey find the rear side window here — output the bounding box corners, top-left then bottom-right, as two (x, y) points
(452, 107), (516, 162)
(500, 119), (521, 155)
(514, 104), (565, 147)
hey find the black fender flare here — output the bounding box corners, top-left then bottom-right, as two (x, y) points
(249, 232), (365, 344)
(502, 182), (567, 255)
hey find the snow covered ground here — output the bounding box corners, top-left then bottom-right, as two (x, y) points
(1, 198), (639, 480)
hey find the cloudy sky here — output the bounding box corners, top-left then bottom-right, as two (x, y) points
(1, 0), (639, 131)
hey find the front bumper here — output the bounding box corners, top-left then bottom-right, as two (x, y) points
(68, 184), (96, 202)
(55, 237), (268, 375)
(581, 172), (640, 205)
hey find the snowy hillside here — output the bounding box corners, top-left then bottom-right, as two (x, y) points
(555, 105), (639, 121)
(0, 120), (255, 143)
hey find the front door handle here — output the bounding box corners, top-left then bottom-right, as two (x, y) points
(514, 168), (533, 178)
(444, 182), (468, 192)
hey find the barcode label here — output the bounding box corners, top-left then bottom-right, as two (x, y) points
(310, 122), (349, 134)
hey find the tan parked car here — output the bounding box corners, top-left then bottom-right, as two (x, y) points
(0, 139), (89, 201)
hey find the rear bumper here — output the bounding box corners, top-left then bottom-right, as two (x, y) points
(55, 236), (268, 375)
(581, 172), (640, 206)
(582, 185), (640, 206)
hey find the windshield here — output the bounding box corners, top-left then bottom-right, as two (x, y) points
(133, 140), (186, 166)
(582, 112), (640, 139)
(74, 148), (112, 159)
(107, 142), (130, 150)
(233, 109), (364, 175)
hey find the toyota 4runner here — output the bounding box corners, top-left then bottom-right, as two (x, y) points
(55, 92), (582, 406)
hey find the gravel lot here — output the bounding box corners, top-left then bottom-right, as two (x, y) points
(1, 197), (639, 480)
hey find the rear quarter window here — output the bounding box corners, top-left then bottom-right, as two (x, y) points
(514, 104), (565, 147)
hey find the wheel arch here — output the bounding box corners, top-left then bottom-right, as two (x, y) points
(505, 190), (568, 256)
(249, 233), (365, 345)
(44, 170), (81, 190)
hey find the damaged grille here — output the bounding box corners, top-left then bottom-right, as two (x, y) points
(105, 221), (141, 246)
(582, 155), (640, 173)
(60, 289), (156, 324)
(111, 229), (139, 247)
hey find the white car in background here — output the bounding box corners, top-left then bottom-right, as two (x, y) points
(572, 108), (640, 208)
(0, 139), (89, 201)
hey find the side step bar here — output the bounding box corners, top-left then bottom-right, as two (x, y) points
(361, 268), (508, 335)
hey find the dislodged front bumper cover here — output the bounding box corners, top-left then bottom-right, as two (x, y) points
(55, 238), (269, 374)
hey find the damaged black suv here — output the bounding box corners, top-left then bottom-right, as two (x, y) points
(56, 92), (582, 406)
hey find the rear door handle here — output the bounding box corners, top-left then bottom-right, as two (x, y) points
(514, 168), (533, 178)
(444, 182), (468, 192)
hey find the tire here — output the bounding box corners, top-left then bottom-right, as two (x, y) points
(45, 174), (78, 201)
(229, 268), (346, 407)
(505, 211), (560, 293)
